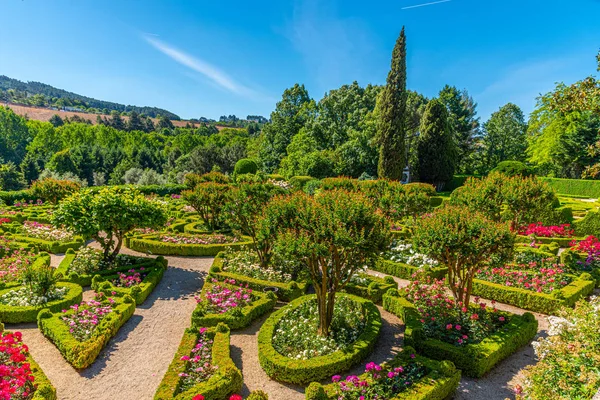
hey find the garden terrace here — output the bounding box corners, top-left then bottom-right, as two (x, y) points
(125, 232), (252, 256)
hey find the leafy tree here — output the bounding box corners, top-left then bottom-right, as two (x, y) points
(127, 111), (145, 132)
(481, 103), (528, 172)
(53, 187), (167, 264)
(377, 27), (407, 180)
(30, 178), (80, 204)
(182, 182), (230, 230)
(450, 173), (507, 222)
(49, 114), (64, 127)
(416, 99), (455, 188)
(405, 90), (429, 172)
(0, 162), (26, 191)
(109, 110), (126, 131)
(0, 106), (33, 165)
(263, 190), (389, 336)
(47, 148), (77, 176)
(157, 115), (174, 131)
(501, 175), (559, 230)
(412, 205), (514, 307)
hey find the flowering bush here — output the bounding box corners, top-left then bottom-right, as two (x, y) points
(60, 295), (115, 341)
(475, 264), (572, 294)
(0, 331), (36, 399)
(21, 221), (74, 242)
(517, 297), (600, 399)
(568, 235), (600, 272)
(12, 199), (43, 208)
(0, 217), (11, 225)
(113, 268), (145, 288)
(195, 279), (253, 315)
(330, 359), (426, 399)
(0, 248), (36, 283)
(177, 327), (218, 393)
(404, 276), (507, 346)
(272, 296), (366, 359)
(517, 223), (573, 237)
(382, 241), (439, 268)
(158, 234), (239, 245)
(0, 286), (67, 307)
(222, 249), (303, 283)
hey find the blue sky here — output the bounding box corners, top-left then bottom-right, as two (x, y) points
(1, 0), (599, 121)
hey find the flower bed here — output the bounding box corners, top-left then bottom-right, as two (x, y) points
(0, 325), (57, 400)
(0, 249), (51, 290)
(305, 347), (460, 400)
(383, 290), (538, 377)
(343, 273), (397, 303)
(258, 293), (382, 384)
(125, 233), (252, 256)
(154, 323), (243, 400)
(1, 221), (85, 254)
(0, 282), (83, 323)
(517, 223), (574, 238)
(91, 264), (166, 305)
(37, 293), (136, 369)
(374, 241), (448, 281)
(56, 247), (168, 287)
(191, 279), (276, 330)
(209, 252), (308, 302)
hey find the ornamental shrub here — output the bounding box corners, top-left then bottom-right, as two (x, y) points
(234, 159), (258, 175)
(491, 160), (533, 177)
(30, 178), (81, 204)
(53, 186), (167, 264)
(412, 205), (514, 307)
(288, 176), (314, 190)
(501, 175), (559, 230)
(184, 172), (231, 188)
(182, 182), (231, 231)
(319, 177), (358, 192)
(449, 173), (506, 221)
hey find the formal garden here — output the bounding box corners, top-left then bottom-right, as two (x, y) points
(0, 168), (598, 400)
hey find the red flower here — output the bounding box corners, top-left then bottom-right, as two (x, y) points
(192, 395), (205, 400)
(229, 395), (243, 400)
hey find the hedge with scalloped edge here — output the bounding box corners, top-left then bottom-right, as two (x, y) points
(342, 273), (397, 303)
(258, 293), (382, 384)
(305, 346), (460, 400)
(0, 282), (83, 324)
(37, 294), (136, 369)
(191, 279), (277, 330)
(0, 251), (51, 291)
(372, 258), (448, 281)
(209, 252), (308, 302)
(91, 264), (166, 305)
(154, 323), (242, 400)
(125, 233), (252, 256)
(383, 290), (538, 378)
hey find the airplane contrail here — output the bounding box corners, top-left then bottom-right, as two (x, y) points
(401, 0), (452, 10)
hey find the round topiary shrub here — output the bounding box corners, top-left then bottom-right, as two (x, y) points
(234, 158), (258, 175)
(491, 160), (533, 177)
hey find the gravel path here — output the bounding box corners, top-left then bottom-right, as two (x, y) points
(3, 250), (553, 400)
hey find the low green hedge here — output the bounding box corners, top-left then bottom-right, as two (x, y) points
(0, 252), (51, 291)
(574, 210), (600, 237)
(373, 258), (448, 281)
(125, 234), (252, 256)
(56, 248), (168, 287)
(0, 229), (85, 254)
(383, 291), (538, 378)
(258, 293), (382, 384)
(0, 190), (38, 205)
(38, 294), (136, 369)
(305, 347), (460, 400)
(154, 323), (243, 400)
(560, 249), (600, 286)
(343, 273), (397, 303)
(0, 282), (83, 323)
(539, 177), (600, 198)
(515, 234), (576, 248)
(191, 280), (277, 330)
(91, 264), (166, 305)
(470, 272), (596, 314)
(209, 252), (308, 302)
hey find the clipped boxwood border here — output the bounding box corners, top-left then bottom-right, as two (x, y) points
(372, 258), (448, 281)
(0, 282), (83, 324)
(125, 233), (252, 256)
(0, 251), (52, 291)
(470, 272), (595, 314)
(383, 290), (538, 378)
(56, 248), (168, 287)
(258, 293), (382, 384)
(37, 294), (136, 369)
(154, 323), (242, 400)
(209, 252), (308, 302)
(3, 232), (85, 254)
(305, 346), (460, 400)
(191, 279), (277, 330)
(91, 263), (166, 305)
(343, 273), (397, 303)
(515, 234), (577, 248)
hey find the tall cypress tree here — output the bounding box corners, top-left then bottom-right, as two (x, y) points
(417, 98), (456, 189)
(377, 27), (407, 179)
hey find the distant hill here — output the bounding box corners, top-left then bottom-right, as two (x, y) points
(0, 75), (180, 120)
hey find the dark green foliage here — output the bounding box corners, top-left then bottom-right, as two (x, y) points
(491, 160), (533, 176)
(288, 175), (314, 190)
(49, 114), (64, 128)
(377, 28), (407, 180)
(0, 106), (34, 165)
(0, 162), (26, 190)
(482, 103), (528, 172)
(234, 158), (258, 175)
(540, 177), (600, 197)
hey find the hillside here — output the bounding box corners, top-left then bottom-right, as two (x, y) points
(0, 75), (180, 119)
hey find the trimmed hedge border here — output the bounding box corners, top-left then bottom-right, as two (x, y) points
(515, 234), (576, 248)
(37, 294), (137, 369)
(539, 177), (600, 198)
(0, 252), (52, 291)
(343, 273), (397, 303)
(0, 282), (83, 324)
(305, 346), (460, 400)
(209, 252), (308, 302)
(125, 233), (252, 256)
(383, 291), (538, 378)
(258, 293), (382, 384)
(56, 248), (168, 287)
(91, 264), (166, 305)
(191, 279), (277, 330)
(154, 323), (242, 400)
(470, 272), (596, 314)
(372, 258), (448, 281)
(0, 228), (85, 254)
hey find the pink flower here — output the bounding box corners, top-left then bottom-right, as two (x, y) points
(446, 324), (453, 330)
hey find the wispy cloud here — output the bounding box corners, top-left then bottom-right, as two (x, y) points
(401, 0), (451, 10)
(143, 34), (256, 98)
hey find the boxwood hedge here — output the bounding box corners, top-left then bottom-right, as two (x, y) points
(342, 273), (397, 303)
(37, 294), (136, 369)
(258, 293), (382, 384)
(0, 282), (83, 324)
(515, 234), (576, 249)
(372, 258), (448, 281)
(383, 291), (538, 378)
(91, 264), (166, 305)
(209, 252), (308, 302)
(125, 233), (252, 256)
(305, 347), (460, 400)
(191, 279), (277, 330)
(154, 323), (242, 400)
(0, 225), (85, 253)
